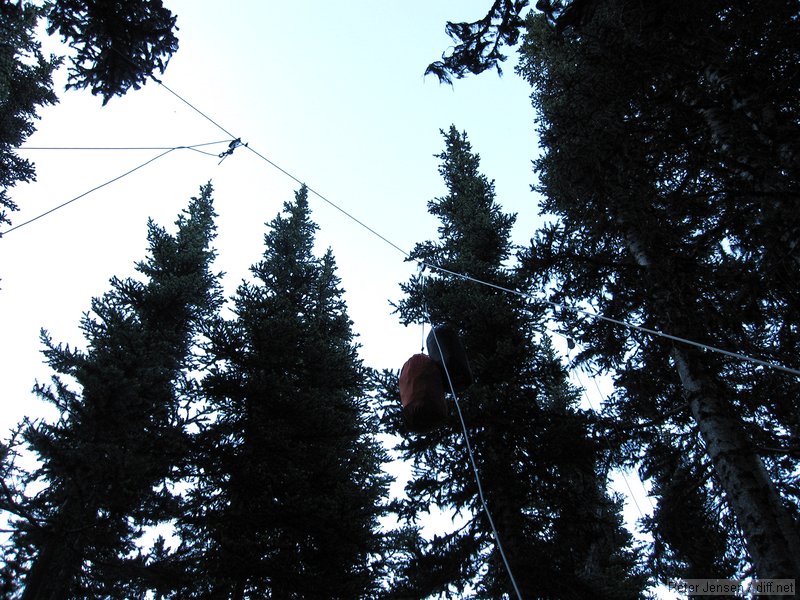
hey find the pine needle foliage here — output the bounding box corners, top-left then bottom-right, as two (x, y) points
(517, 0), (800, 581)
(379, 127), (644, 599)
(174, 186), (389, 599)
(1, 184), (221, 599)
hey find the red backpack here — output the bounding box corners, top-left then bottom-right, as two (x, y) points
(399, 354), (447, 432)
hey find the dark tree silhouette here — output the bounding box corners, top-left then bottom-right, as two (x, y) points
(45, 0), (178, 103)
(1, 185), (221, 599)
(425, 0), (597, 84)
(379, 127), (644, 599)
(0, 2), (59, 228)
(173, 186), (389, 599)
(0, 0), (178, 229)
(517, 0), (800, 582)
(426, 0), (529, 84)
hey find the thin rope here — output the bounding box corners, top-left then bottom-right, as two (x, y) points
(567, 339), (729, 559)
(145, 75), (411, 257)
(154, 78), (238, 140)
(25, 145), (226, 157)
(568, 362), (650, 520)
(18, 140), (229, 151)
(1, 142), (226, 236)
(144, 75), (800, 379)
(424, 303), (524, 600)
(417, 261), (800, 378)
(243, 145), (410, 256)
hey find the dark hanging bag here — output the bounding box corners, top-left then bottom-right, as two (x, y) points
(426, 325), (473, 393)
(399, 353), (448, 432)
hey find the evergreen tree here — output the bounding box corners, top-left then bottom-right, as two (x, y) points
(1, 184), (221, 599)
(380, 126), (643, 599)
(425, 0), (529, 84)
(0, 2), (59, 228)
(174, 186), (389, 599)
(1, 0), (178, 230)
(45, 0), (178, 103)
(516, 0), (800, 582)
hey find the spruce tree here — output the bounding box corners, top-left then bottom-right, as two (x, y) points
(44, 0), (179, 103)
(1, 0), (177, 230)
(1, 184), (221, 599)
(516, 0), (800, 582)
(380, 127), (643, 599)
(0, 2), (59, 228)
(174, 186), (389, 598)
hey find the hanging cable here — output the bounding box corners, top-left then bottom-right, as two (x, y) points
(416, 261), (800, 378)
(88, 47), (798, 379)
(18, 140), (229, 156)
(567, 358), (652, 521)
(141, 75), (800, 379)
(566, 336), (733, 560)
(422, 296), (524, 600)
(145, 74), (411, 257)
(1, 141), (231, 236)
(244, 145), (410, 257)
(153, 78), (238, 140)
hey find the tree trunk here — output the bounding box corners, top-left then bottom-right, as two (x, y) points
(21, 538), (80, 600)
(21, 500), (87, 600)
(623, 228), (800, 581)
(673, 349), (800, 581)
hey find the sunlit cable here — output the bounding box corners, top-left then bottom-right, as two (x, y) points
(417, 262), (800, 378)
(145, 76), (411, 257)
(153, 78), (238, 140)
(568, 361), (650, 521)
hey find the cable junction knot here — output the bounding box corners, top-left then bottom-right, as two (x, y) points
(218, 138), (248, 164)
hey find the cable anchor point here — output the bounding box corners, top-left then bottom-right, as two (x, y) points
(218, 138), (248, 164)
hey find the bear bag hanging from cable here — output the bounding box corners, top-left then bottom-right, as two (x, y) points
(399, 354), (447, 432)
(399, 325), (472, 432)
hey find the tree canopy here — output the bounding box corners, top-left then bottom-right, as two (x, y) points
(516, 0), (800, 582)
(0, 2), (59, 228)
(380, 126), (643, 598)
(172, 186), (389, 599)
(2, 0), (799, 595)
(45, 0), (178, 103)
(425, 0), (800, 584)
(1, 185), (220, 599)
(425, 0), (529, 84)
(0, 0), (178, 229)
